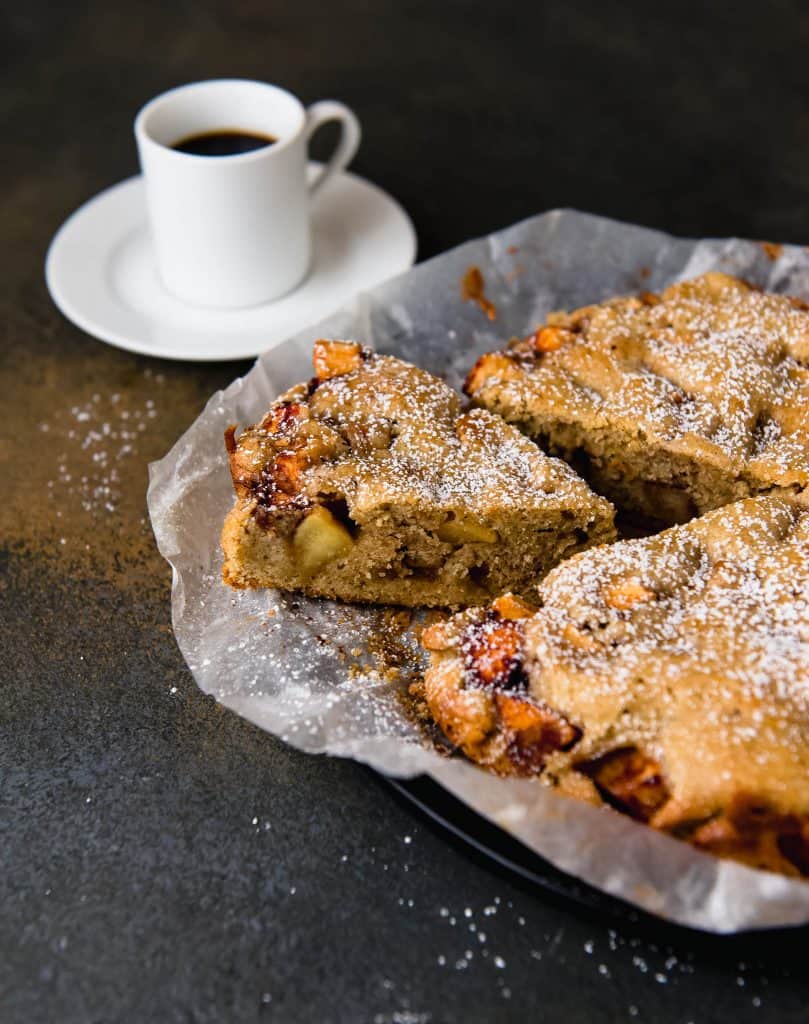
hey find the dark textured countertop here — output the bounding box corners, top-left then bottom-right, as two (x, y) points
(4, 2), (809, 1021)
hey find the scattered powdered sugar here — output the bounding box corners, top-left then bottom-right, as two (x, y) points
(43, 370), (165, 518)
(373, 1014), (432, 1024)
(377, 877), (779, 1015)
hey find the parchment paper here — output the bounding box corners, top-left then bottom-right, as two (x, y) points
(148, 209), (809, 932)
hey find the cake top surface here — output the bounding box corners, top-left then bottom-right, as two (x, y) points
(534, 493), (809, 817)
(465, 272), (809, 485)
(228, 340), (613, 523)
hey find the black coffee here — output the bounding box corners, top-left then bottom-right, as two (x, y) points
(172, 129), (277, 157)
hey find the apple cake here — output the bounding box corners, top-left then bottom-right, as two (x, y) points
(221, 340), (615, 608)
(465, 272), (809, 524)
(421, 494), (809, 876)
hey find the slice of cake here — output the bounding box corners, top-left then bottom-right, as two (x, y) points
(221, 340), (615, 608)
(465, 272), (809, 524)
(421, 494), (809, 877)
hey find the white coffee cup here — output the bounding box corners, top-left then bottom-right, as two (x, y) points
(135, 79), (361, 308)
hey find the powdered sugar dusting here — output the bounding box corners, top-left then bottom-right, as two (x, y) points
(521, 494), (809, 817)
(245, 352), (607, 516)
(488, 275), (809, 488)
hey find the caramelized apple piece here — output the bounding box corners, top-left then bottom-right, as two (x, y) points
(464, 352), (521, 394)
(528, 325), (572, 353)
(491, 593), (536, 620)
(292, 506), (354, 574)
(581, 747), (670, 822)
(312, 339), (364, 382)
(259, 401), (307, 435)
(688, 796), (809, 877)
(225, 426), (266, 498)
(271, 451), (305, 492)
(461, 614), (525, 689)
(603, 577), (655, 611)
(496, 692), (581, 770)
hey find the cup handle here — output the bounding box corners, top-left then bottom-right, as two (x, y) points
(304, 100), (361, 197)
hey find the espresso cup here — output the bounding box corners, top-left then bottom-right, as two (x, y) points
(135, 79), (361, 308)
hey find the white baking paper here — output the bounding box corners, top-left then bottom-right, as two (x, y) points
(148, 208), (809, 932)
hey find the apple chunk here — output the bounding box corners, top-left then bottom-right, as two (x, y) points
(293, 506), (354, 574)
(437, 519), (498, 544)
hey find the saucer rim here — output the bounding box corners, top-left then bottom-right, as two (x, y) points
(45, 166), (417, 363)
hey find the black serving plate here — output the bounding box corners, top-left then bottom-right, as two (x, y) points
(382, 772), (809, 959)
(386, 774), (641, 922)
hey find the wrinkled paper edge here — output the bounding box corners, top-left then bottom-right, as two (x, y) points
(148, 208), (809, 932)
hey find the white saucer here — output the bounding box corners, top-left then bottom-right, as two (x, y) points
(45, 164), (417, 362)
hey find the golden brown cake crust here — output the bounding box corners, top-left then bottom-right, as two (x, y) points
(221, 340), (615, 608)
(465, 273), (809, 523)
(422, 494), (809, 877)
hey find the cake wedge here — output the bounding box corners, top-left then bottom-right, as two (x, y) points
(221, 340), (615, 607)
(465, 272), (809, 524)
(421, 494), (809, 877)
